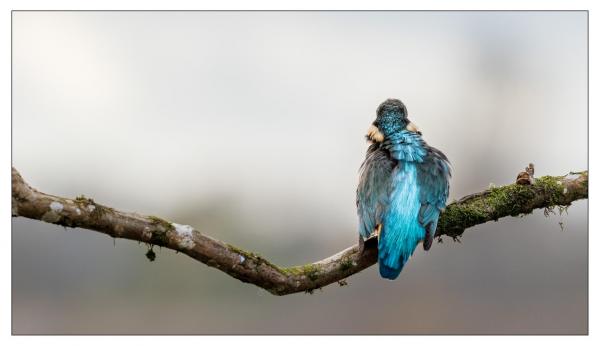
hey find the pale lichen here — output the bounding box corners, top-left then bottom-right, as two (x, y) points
(41, 201), (65, 223)
(172, 223), (195, 249)
(50, 201), (64, 212)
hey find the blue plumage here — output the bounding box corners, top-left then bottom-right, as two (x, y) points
(357, 99), (451, 279)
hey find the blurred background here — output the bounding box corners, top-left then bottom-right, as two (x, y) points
(12, 11), (587, 334)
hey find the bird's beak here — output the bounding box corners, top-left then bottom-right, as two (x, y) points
(366, 125), (385, 143)
(406, 121), (422, 136)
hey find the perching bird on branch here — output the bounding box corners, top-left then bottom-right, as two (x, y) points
(357, 99), (451, 279)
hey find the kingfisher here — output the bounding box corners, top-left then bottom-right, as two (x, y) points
(356, 99), (451, 279)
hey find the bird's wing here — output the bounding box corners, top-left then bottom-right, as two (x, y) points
(417, 146), (451, 250)
(356, 145), (397, 239)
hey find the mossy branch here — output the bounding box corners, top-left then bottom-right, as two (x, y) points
(11, 166), (588, 296)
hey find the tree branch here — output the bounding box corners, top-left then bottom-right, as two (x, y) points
(11, 166), (588, 295)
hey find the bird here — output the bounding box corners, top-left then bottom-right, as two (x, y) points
(356, 99), (451, 279)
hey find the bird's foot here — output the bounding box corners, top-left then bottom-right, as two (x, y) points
(375, 224), (382, 238)
(359, 225), (381, 254)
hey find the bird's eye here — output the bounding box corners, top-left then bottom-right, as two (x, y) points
(417, 131), (422, 136)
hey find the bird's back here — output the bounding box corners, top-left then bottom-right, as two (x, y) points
(357, 132), (450, 279)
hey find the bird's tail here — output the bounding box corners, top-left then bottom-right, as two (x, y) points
(377, 224), (421, 280)
(379, 261), (404, 280)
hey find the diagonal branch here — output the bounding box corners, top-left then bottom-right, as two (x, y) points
(11, 166), (588, 295)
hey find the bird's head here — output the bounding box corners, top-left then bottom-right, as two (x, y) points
(366, 98), (421, 143)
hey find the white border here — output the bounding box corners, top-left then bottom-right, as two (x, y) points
(1, 1), (596, 345)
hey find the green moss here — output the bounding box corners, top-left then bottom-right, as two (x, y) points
(535, 176), (563, 204)
(340, 257), (353, 272)
(427, 171), (587, 242)
(535, 176), (568, 216)
(90, 204), (109, 222)
(280, 266), (304, 276)
(487, 183), (537, 217)
(146, 216), (173, 247)
(279, 264), (320, 280)
(75, 195), (92, 203)
(147, 215), (174, 230)
(227, 244), (254, 260)
(254, 254), (279, 269)
(438, 175), (579, 238)
(302, 264), (319, 281)
(437, 201), (488, 236)
(72, 195), (112, 223)
(225, 244), (283, 272)
(74, 195), (96, 211)
(438, 182), (542, 237)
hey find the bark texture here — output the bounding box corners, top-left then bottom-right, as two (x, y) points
(11, 166), (588, 295)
